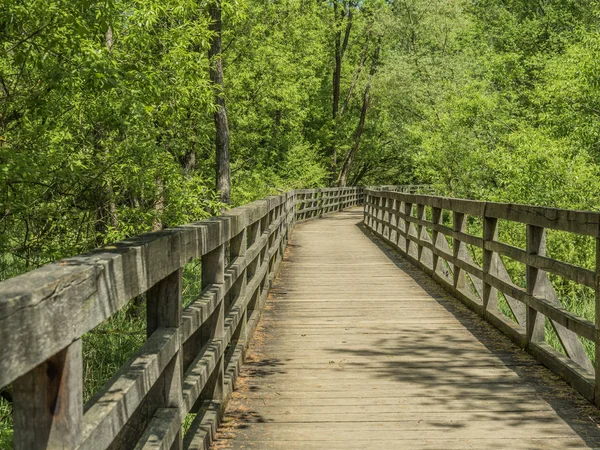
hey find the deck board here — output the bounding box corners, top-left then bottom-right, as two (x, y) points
(211, 209), (600, 449)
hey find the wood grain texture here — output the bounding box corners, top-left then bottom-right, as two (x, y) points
(0, 194), (290, 388)
(364, 190), (597, 394)
(0, 188), (363, 450)
(13, 339), (83, 450)
(213, 209), (600, 449)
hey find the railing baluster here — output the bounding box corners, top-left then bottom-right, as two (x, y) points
(431, 207), (442, 276)
(146, 268), (184, 449)
(404, 201), (412, 255)
(379, 196), (386, 235)
(452, 211), (467, 291)
(595, 235), (600, 406)
(482, 211), (499, 316)
(230, 226), (248, 341)
(526, 225), (547, 345)
(389, 198), (398, 244)
(201, 243), (226, 407)
(13, 340), (83, 450)
(383, 197), (390, 239)
(416, 204), (426, 263)
(525, 225), (546, 344)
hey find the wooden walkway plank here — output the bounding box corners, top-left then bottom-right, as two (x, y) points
(211, 209), (600, 450)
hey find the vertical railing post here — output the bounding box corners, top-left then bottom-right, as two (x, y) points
(416, 204), (426, 263)
(393, 198), (402, 248)
(383, 197), (390, 239)
(258, 211), (270, 300)
(369, 192), (374, 229)
(319, 189), (324, 217)
(389, 198), (398, 244)
(287, 192), (294, 236)
(403, 201), (412, 255)
(13, 341), (83, 450)
(299, 192), (305, 221)
(431, 207), (442, 276)
(595, 234), (600, 406)
(277, 201), (283, 256)
(146, 268), (184, 450)
(369, 192), (375, 229)
(483, 209), (499, 316)
(201, 242), (226, 406)
(526, 225), (546, 346)
(452, 212), (467, 291)
(230, 225), (247, 342)
(377, 196), (385, 235)
(267, 205), (277, 278)
(302, 192), (307, 221)
(313, 190), (318, 218)
(247, 219), (261, 280)
(373, 195), (379, 231)
(281, 196), (288, 253)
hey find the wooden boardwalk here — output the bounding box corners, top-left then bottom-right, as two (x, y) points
(213, 208), (600, 449)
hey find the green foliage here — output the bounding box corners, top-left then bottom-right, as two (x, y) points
(5, 0), (600, 444)
(371, 0), (600, 362)
(82, 306), (146, 403)
(0, 0), (222, 279)
(0, 397), (11, 450)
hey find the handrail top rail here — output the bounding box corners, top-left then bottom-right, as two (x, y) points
(0, 187), (365, 389)
(366, 189), (600, 237)
(0, 191), (294, 388)
(0, 193), (290, 306)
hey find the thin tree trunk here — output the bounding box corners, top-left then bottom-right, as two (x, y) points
(339, 42), (368, 118)
(182, 150), (196, 177)
(350, 162), (371, 186)
(338, 42), (380, 187)
(337, 85), (370, 187)
(100, 29), (118, 233)
(331, 1), (353, 179)
(152, 178), (164, 232)
(209, 1), (231, 205)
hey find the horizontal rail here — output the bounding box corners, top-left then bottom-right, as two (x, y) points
(363, 189), (600, 407)
(0, 187), (364, 450)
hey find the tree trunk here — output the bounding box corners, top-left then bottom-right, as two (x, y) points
(331, 1), (353, 180)
(152, 177), (164, 232)
(339, 43), (368, 118)
(97, 33), (118, 235)
(350, 162), (371, 186)
(209, 1), (231, 205)
(182, 150), (196, 177)
(337, 43), (380, 187)
(337, 85), (370, 187)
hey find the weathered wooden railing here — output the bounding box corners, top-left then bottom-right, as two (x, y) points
(364, 189), (600, 405)
(0, 187), (363, 450)
(370, 184), (437, 195)
(295, 187), (363, 221)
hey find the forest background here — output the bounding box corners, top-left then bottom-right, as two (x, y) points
(2, 0), (600, 445)
(3, 0), (600, 279)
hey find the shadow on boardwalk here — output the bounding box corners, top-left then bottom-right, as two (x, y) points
(319, 220), (600, 447)
(213, 209), (600, 449)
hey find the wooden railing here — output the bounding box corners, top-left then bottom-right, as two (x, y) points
(0, 187), (363, 450)
(295, 187), (364, 221)
(369, 184), (437, 195)
(364, 189), (600, 405)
